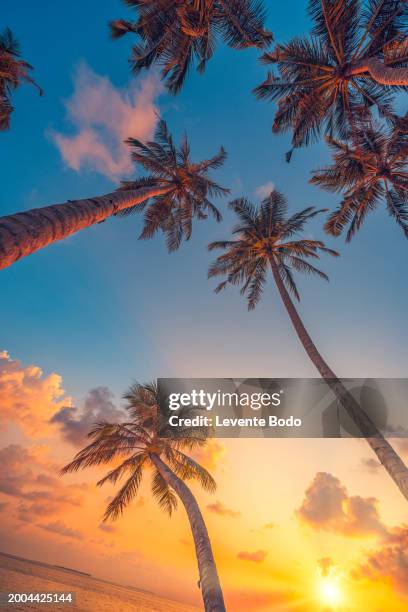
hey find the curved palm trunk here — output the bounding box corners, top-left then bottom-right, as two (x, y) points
(150, 454), (226, 612)
(0, 186), (170, 270)
(269, 256), (408, 501)
(349, 58), (408, 86)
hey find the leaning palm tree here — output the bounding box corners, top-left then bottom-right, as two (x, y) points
(0, 119), (228, 270)
(110, 0), (273, 93)
(0, 28), (42, 130)
(62, 381), (226, 612)
(208, 191), (408, 501)
(310, 115), (408, 240)
(254, 0), (408, 156)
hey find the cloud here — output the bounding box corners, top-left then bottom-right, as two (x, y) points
(39, 521), (82, 540)
(0, 444), (58, 498)
(0, 350), (71, 438)
(50, 62), (162, 181)
(51, 387), (125, 446)
(361, 457), (381, 473)
(262, 522), (275, 530)
(352, 525), (408, 595)
(296, 472), (387, 537)
(255, 181), (275, 199)
(192, 440), (226, 471)
(237, 550), (268, 563)
(318, 557), (335, 578)
(0, 444), (85, 522)
(206, 500), (241, 518)
(98, 523), (117, 534)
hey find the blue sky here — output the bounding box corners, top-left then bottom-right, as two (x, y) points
(1, 0), (407, 406)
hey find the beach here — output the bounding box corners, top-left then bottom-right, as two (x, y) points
(0, 553), (199, 611)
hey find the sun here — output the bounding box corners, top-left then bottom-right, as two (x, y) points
(318, 578), (342, 607)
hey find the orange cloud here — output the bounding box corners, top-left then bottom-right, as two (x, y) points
(262, 522), (274, 530)
(237, 550), (268, 563)
(50, 62), (162, 180)
(39, 521), (82, 540)
(0, 444), (86, 522)
(0, 350), (71, 438)
(98, 523), (117, 534)
(352, 525), (408, 595)
(296, 472), (387, 537)
(192, 440), (226, 471)
(206, 500), (241, 518)
(318, 557), (335, 577)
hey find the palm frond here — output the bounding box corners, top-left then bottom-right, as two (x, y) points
(209, 193), (337, 307)
(166, 450), (216, 493)
(151, 468), (178, 516)
(110, 0), (272, 92)
(103, 462), (144, 521)
(254, 0), (407, 148)
(0, 28), (42, 130)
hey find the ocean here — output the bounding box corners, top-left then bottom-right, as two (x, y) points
(0, 553), (199, 611)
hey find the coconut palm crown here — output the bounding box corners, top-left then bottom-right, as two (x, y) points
(118, 119), (229, 251)
(62, 381), (215, 521)
(0, 28), (42, 130)
(254, 0), (408, 155)
(311, 115), (408, 240)
(208, 191), (339, 308)
(110, 0), (273, 93)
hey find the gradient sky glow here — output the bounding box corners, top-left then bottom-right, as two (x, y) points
(1, 1), (408, 610)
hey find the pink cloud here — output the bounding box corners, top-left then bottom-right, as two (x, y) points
(50, 62), (162, 181)
(256, 181), (275, 199)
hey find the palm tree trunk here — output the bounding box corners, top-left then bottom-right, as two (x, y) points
(269, 255), (408, 501)
(349, 58), (408, 86)
(150, 454), (226, 612)
(0, 186), (170, 270)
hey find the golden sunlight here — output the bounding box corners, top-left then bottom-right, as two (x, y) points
(318, 578), (343, 607)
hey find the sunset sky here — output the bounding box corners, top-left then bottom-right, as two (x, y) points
(1, 1), (408, 610)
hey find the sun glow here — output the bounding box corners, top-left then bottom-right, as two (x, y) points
(318, 578), (342, 607)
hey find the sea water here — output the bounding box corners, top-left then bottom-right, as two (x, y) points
(0, 553), (199, 611)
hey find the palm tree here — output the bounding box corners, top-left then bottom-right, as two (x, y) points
(0, 28), (42, 130)
(253, 0), (408, 155)
(0, 119), (228, 270)
(208, 191), (408, 501)
(310, 115), (408, 240)
(62, 381), (226, 612)
(110, 0), (273, 93)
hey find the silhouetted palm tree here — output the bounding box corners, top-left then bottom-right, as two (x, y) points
(0, 120), (228, 270)
(62, 381), (226, 612)
(254, 0), (408, 155)
(208, 191), (408, 501)
(311, 115), (408, 240)
(110, 0), (273, 93)
(0, 28), (42, 130)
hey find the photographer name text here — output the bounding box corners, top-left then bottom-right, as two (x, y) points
(168, 415), (302, 428)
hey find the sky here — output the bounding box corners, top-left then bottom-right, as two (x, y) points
(1, 1), (408, 610)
